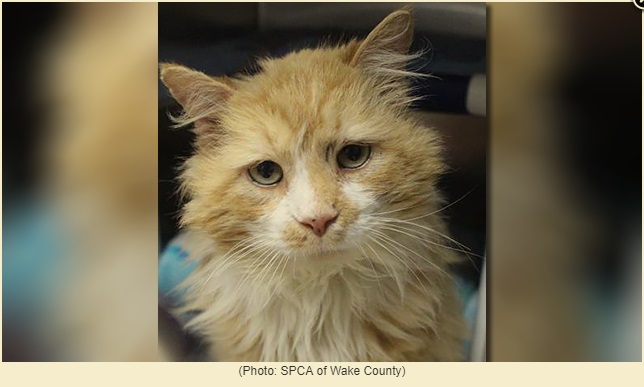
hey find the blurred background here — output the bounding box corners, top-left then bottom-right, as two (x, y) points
(1, 2), (641, 362)
(3, 3), (158, 361)
(157, 2), (487, 361)
(489, 2), (641, 361)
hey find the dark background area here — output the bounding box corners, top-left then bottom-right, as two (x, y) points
(3, 2), (66, 361)
(558, 3), (641, 293)
(2, 3), (65, 201)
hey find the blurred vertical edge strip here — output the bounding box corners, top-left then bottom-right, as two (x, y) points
(489, 3), (641, 361)
(3, 3), (159, 361)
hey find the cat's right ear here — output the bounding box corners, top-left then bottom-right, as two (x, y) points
(160, 63), (234, 128)
(350, 8), (414, 72)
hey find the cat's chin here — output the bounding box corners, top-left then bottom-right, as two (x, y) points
(289, 243), (360, 263)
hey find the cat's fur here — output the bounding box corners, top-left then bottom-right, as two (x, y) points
(161, 9), (466, 361)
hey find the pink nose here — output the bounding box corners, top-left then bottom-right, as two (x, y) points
(299, 213), (338, 237)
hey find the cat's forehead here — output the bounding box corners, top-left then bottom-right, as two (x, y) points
(224, 56), (366, 142)
(239, 55), (356, 122)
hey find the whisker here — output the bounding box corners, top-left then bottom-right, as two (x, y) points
(268, 255), (290, 306)
(365, 233), (428, 293)
(258, 252), (288, 309)
(374, 222), (480, 273)
(363, 239), (405, 300)
(371, 232), (433, 291)
(403, 187), (477, 222)
(355, 243), (386, 298)
(234, 245), (276, 294)
(374, 217), (472, 252)
(364, 226), (460, 289)
(369, 201), (429, 217)
(201, 236), (266, 285)
(372, 220), (485, 262)
(255, 249), (283, 291)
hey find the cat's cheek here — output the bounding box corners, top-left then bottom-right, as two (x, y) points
(340, 181), (377, 243)
(341, 181), (377, 212)
(260, 195), (294, 251)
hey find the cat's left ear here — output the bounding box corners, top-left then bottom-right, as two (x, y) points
(350, 8), (414, 71)
(160, 63), (234, 128)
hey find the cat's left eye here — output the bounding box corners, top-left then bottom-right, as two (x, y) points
(337, 144), (371, 169)
(248, 160), (283, 186)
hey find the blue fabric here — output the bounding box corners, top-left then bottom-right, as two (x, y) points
(159, 238), (198, 309)
(3, 200), (68, 321)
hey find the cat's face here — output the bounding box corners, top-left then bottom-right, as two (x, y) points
(162, 9), (446, 262)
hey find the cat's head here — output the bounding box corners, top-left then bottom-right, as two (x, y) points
(161, 9), (447, 262)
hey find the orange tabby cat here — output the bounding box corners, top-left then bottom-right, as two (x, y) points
(160, 9), (466, 361)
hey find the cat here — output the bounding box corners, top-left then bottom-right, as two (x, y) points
(160, 8), (466, 361)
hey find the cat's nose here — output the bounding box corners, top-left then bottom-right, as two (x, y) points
(299, 213), (338, 237)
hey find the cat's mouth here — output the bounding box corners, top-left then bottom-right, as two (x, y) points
(284, 229), (361, 261)
(285, 218), (350, 252)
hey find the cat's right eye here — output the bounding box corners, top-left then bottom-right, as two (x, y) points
(248, 160), (283, 186)
(337, 144), (371, 169)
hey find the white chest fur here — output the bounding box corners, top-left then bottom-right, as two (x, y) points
(181, 233), (454, 361)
